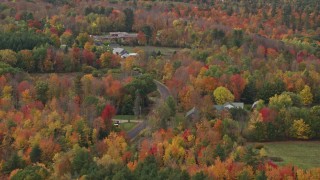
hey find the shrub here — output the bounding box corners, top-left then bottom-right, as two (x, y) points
(82, 65), (96, 73)
(254, 144), (264, 150)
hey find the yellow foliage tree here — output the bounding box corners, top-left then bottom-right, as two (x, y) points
(236, 166), (255, 179)
(207, 158), (228, 179)
(296, 168), (320, 179)
(95, 132), (127, 166)
(269, 93), (292, 109)
(162, 62), (173, 81)
(0, 49), (17, 65)
(81, 74), (93, 97)
(290, 119), (312, 139)
(21, 89), (32, 104)
(123, 56), (135, 72)
(299, 85), (313, 105)
(213, 86), (235, 105)
(163, 136), (186, 166)
(19, 50), (34, 72)
(84, 42), (93, 51)
(2, 85), (12, 99)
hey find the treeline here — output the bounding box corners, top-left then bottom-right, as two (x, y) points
(84, 6), (114, 16)
(43, 0), (71, 5)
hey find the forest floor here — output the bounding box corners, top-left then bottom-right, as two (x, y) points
(257, 141), (320, 169)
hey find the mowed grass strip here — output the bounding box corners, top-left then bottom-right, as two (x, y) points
(119, 122), (138, 132)
(123, 45), (183, 56)
(262, 141), (320, 169)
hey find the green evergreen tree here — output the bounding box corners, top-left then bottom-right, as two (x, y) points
(11, 165), (49, 180)
(72, 148), (92, 176)
(255, 170), (267, 180)
(134, 156), (159, 179)
(166, 96), (176, 116)
(192, 171), (208, 180)
(282, 4), (292, 27)
(214, 144), (226, 161)
(123, 8), (134, 31)
(35, 81), (49, 104)
(243, 146), (259, 168)
(2, 152), (26, 174)
(30, 144), (42, 163)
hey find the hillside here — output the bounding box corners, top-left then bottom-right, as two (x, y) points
(0, 0), (320, 179)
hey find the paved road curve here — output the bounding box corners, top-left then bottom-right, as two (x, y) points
(153, 80), (171, 100)
(127, 121), (146, 140)
(123, 80), (171, 140)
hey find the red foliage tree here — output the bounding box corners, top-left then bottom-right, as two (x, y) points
(148, 144), (158, 156)
(137, 31), (147, 45)
(82, 50), (95, 66)
(28, 20), (42, 29)
(0, 76), (6, 89)
(259, 107), (277, 122)
(71, 47), (81, 67)
(182, 129), (192, 142)
(50, 27), (58, 35)
(17, 81), (31, 94)
(122, 151), (132, 163)
(101, 104), (116, 131)
(15, 13), (21, 21)
(230, 74), (246, 101)
(260, 107), (271, 122)
(104, 75), (122, 98)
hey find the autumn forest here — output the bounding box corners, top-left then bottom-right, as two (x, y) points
(0, 0), (320, 179)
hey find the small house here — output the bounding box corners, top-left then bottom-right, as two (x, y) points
(113, 48), (128, 56)
(185, 107), (200, 120)
(251, 100), (260, 109)
(214, 102), (244, 111)
(121, 53), (138, 59)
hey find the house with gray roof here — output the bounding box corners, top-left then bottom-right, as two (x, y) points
(185, 107), (200, 120)
(112, 47), (129, 57)
(214, 102), (244, 111)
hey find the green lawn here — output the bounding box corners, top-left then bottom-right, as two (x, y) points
(259, 141), (320, 169)
(114, 115), (136, 120)
(122, 45), (183, 57)
(119, 122), (138, 132)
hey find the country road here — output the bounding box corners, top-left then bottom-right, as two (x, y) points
(112, 119), (145, 140)
(127, 121), (146, 140)
(119, 80), (171, 140)
(154, 80), (171, 100)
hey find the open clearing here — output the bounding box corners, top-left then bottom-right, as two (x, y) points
(123, 45), (184, 57)
(259, 141), (320, 169)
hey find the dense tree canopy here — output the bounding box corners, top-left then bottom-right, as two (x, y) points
(0, 32), (52, 51)
(0, 0), (320, 179)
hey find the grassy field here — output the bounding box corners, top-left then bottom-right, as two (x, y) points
(114, 115), (136, 120)
(119, 122), (138, 132)
(122, 45), (184, 57)
(259, 141), (320, 169)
